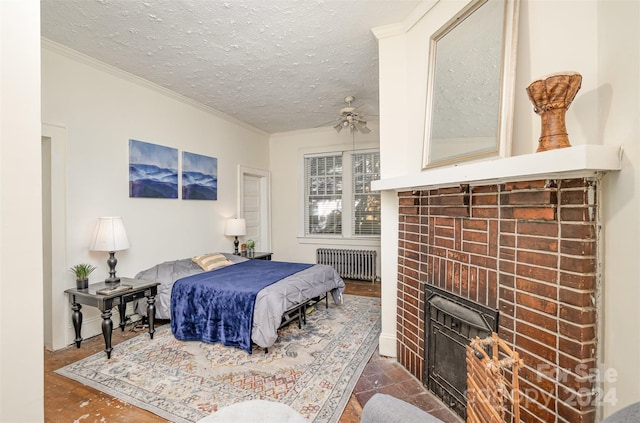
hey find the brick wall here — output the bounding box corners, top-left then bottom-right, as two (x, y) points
(397, 178), (599, 423)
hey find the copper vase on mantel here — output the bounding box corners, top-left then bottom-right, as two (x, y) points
(526, 72), (582, 152)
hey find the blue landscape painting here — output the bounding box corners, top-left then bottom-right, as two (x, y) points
(129, 139), (178, 198)
(182, 151), (218, 200)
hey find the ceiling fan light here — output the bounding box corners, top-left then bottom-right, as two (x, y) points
(358, 121), (371, 134)
(329, 95), (375, 135)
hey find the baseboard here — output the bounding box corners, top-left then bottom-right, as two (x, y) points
(378, 332), (397, 357)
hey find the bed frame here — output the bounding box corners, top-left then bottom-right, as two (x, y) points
(265, 293), (331, 354)
(278, 293), (329, 330)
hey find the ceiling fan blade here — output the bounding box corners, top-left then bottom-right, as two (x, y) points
(352, 103), (366, 113)
(316, 118), (341, 128)
(352, 103), (380, 118)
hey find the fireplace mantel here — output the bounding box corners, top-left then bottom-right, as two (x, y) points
(372, 144), (622, 191)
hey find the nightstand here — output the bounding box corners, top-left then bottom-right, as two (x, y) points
(64, 277), (159, 359)
(245, 251), (272, 260)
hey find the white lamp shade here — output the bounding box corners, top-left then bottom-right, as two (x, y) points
(89, 216), (131, 252)
(225, 218), (246, 236)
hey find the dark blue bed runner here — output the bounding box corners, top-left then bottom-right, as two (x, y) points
(170, 259), (312, 353)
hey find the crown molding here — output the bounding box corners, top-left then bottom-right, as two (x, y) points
(371, 22), (407, 39)
(372, 0), (439, 39)
(41, 38), (269, 137)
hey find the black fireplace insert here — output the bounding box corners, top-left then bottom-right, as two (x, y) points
(424, 284), (499, 419)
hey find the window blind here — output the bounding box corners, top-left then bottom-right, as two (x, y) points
(304, 154), (343, 235)
(352, 151), (381, 236)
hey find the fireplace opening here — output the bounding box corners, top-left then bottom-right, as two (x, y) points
(424, 285), (499, 420)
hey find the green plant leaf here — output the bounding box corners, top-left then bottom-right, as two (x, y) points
(69, 263), (97, 279)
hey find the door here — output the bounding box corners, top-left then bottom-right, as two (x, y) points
(239, 166), (270, 253)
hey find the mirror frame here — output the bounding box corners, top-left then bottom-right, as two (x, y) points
(422, 0), (520, 169)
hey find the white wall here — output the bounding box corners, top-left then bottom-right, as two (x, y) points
(41, 41), (270, 345)
(3, 1), (634, 419)
(0, 0), (44, 421)
(597, 0), (640, 417)
(376, 0), (640, 417)
(376, 28), (406, 357)
(269, 125), (381, 264)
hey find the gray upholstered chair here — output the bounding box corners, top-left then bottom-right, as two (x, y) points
(361, 395), (640, 423)
(601, 401), (640, 423)
(360, 393), (444, 423)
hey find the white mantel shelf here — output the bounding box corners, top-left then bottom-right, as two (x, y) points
(372, 145), (623, 191)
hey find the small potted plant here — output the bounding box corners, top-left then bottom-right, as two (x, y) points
(69, 263), (97, 290)
(245, 239), (255, 256)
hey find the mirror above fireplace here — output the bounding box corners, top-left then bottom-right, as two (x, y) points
(422, 0), (520, 168)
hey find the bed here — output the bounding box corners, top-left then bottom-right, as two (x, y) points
(133, 253), (345, 353)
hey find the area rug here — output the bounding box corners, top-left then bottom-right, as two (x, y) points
(56, 294), (381, 423)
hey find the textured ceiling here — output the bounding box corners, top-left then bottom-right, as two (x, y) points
(41, 0), (421, 134)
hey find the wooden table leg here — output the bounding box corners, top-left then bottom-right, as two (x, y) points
(71, 302), (83, 348)
(147, 295), (156, 339)
(101, 309), (113, 359)
(118, 301), (126, 331)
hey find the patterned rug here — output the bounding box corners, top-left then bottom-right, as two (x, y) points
(56, 294), (381, 423)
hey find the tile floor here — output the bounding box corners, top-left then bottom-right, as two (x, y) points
(341, 280), (462, 423)
(346, 348), (462, 422)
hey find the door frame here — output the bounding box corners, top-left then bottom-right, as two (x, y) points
(42, 123), (69, 351)
(238, 166), (271, 253)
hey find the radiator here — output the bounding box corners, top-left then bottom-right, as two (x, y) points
(316, 248), (377, 283)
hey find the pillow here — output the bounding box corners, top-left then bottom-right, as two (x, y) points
(222, 253), (249, 263)
(192, 253), (234, 271)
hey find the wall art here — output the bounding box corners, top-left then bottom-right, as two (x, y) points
(182, 151), (218, 200)
(129, 139), (179, 198)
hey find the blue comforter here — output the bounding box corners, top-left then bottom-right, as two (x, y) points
(170, 260), (312, 353)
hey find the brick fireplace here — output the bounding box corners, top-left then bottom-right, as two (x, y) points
(396, 177), (600, 422)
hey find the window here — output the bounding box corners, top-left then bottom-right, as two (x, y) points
(305, 154), (343, 235)
(304, 150), (380, 238)
(352, 152), (381, 236)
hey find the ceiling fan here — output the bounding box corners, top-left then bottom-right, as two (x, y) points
(331, 95), (371, 134)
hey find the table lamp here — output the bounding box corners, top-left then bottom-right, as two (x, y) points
(225, 218), (246, 255)
(89, 216), (131, 284)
